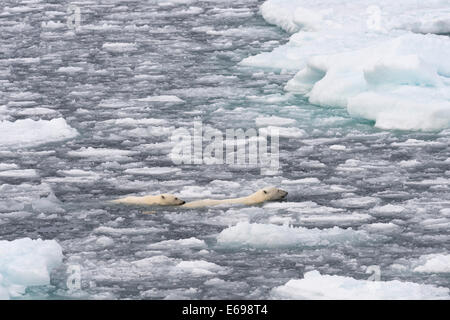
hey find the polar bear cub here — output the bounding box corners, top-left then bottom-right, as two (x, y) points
(181, 187), (287, 208)
(111, 194), (185, 206)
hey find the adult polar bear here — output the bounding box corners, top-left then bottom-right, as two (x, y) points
(181, 187), (288, 208)
(111, 194), (185, 206)
(111, 187), (287, 208)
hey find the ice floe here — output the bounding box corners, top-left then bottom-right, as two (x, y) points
(0, 238), (63, 299)
(242, 0), (450, 131)
(0, 118), (78, 149)
(271, 270), (450, 299)
(216, 221), (374, 249)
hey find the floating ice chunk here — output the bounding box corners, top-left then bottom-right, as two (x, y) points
(216, 221), (372, 249)
(264, 201), (344, 215)
(102, 42), (137, 53)
(347, 90), (450, 131)
(281, 178), (320, 185)
(62, 235), (114, 252)
(399, 160), (421, 167)
(299, 213), (372, 224)
(255, 116), (296, 127)
(147, 237), (207, 250)
(204, 278), (249, 291)
(332, 196), (380, 208)
(95, 236), (114, 248)
(178, 186), (214, 199)
(0, 183), (64, 214)
(48, 169), (102, 184)
(0, 163), (19, 171)
(370, 204), (406, 217)
(15, 107), (59, 116)
(93, 226), (166, 236)
(97, 98), (129, 109)
(57, 169), (99, 177)
(391, 139), (444, 147)
(102, 118), (168, 126)
(420, 218), (450, 230)
(361, 222), (402, 234)
(136, 95), (184, 103)
(413, 254), (450, 273)
(259, 126), (306, 138)
(0, 211), (33, 220)
(298, 160), (326, 169)
(41, 21), (65, 30)
(0, 169), (38, 179)
(0, 118), (78, 149)
(32, 193), (64, 214)
(76, 254), (226, 286)
(0, 238), (63, 299)
(141, 287), (199, 300)
(405, 177), (450, 186)
(67, 147), (136, 162)
(173, 260), (227, 276)
(124, 167), (181, 176)
(329, 145), (346, 150)
(57, 66), (84, 73)
(8, 92), (41, 101)
(271, 270), (449, 300)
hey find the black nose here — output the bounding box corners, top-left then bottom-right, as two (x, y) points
(181, 201), (186, 205)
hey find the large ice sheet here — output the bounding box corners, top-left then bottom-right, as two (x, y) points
(242, 0), (450, 130)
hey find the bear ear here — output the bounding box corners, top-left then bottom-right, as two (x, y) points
(263, 190), (267, 194)
(161, 195), (165, 199)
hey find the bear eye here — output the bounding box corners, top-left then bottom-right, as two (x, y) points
(175, 197), (178, 200)
(161, 195), (165, 199)
(263, 190), (267, 194)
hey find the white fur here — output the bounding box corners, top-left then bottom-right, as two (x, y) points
(181, 187), (288, 208)
(111, 194), (185, 206)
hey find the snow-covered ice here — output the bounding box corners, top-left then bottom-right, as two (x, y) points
(242, 0), (450, 131)
(0, 118), (78, 149)
(216, 221), (373, 249)
(413, 254), (450, 273)
(271, 270), (450, 300)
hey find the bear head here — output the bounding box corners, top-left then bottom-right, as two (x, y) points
(252, 187), (288, 202)
(159, 194), (185, 206)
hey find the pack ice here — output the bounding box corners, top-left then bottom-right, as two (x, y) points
(242, 0), (450, 131)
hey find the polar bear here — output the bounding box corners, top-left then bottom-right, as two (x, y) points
(181, 187), (287, 208)
(111, 194), (185, 206)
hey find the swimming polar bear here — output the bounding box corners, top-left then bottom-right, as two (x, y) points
(181, 187), (287, 208)
(111, 194), (185, 206)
